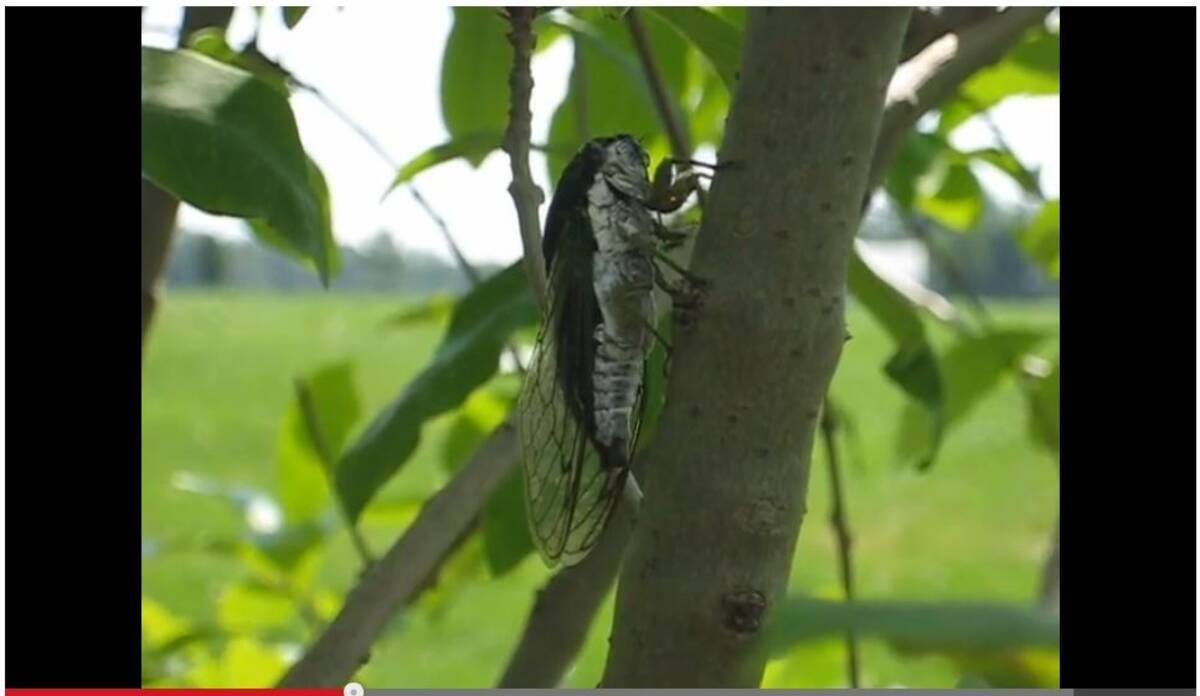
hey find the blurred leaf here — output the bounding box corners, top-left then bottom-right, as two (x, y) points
(383, 132), (504, 199)
(646, 7), (741, 91)
(417, 533), (489, 619)
(282, 7), (308, 29)
(249, 520), (329, 573)
(886, 132), (943, 211)
(143, 597), (192, 648)
(1024, 357), (1059, 455)
(219, 637), (288, 686)
(946, 647), (1060, 688)
(442, 387), (514, 473)
(848, 249), (944, 469)
(383, 293), (458, 328)
(769, 597), (1059, 654)
(141, 48), (335, 285)
(966, 147), (1041, 196)
(482, 469), (535, 575)
(898, 328), (1048, 462)
(337, 263), (539, 521)
(939, 26), (1059, 134)
(1018, 199), (1060, 279)
(441, 8), (511, 161)
(545, 10), (686, 182)
(277, 361), (361, 523)
(916, 161), (984, 231)
(217, 583), (297, 634)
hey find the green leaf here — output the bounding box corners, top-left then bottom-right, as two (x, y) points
(382, 293), (458, 328)
(848, 249), (944, 469)
(886, 132), (943, 211)
(1018, 199), (1060, 279)
(482, 469), (535, 575)
(645, 7), (741, 91)
(337, 263), (539, 521)
(897, 328), (1048, 462)
(939, 27), (1059, 134)
(217, 637), (288, 686)
(769, 597), (1059, 654)
(249, 157), (341, 279)
(1024, 356), (1059, 455)
(277, 361), (362, 523)
(217, 582), (297, 634)
(282, 7), (308, 29)
(186, 29), (293, 95)
(916, 160), (985, 231)
(442, 387), (514, 474)
(966, 147), (1041, 196)
(383, 132), (504, 199)
(441, 8), (511, 160)
(545, 10), (687, 182)
(141, 48), (335, 285)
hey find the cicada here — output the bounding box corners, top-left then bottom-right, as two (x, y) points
(517, 134), (713, 567)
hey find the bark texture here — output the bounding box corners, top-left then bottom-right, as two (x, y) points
(599, 8), (910, 687)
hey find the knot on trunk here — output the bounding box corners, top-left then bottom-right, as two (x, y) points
(721, 588), (767, 636)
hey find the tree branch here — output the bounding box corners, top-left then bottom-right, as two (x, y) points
(868, 7), (1050, 197)
(277, 420), (518, 686)
(899, 7), (998, 63)
(600, 9), (911, 686)
(820, 400), (860, 688)
(504, 7), (549, 311)
(625, 8), (705, 208)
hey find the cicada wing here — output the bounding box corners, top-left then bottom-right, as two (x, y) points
(517, 311), (626, 568)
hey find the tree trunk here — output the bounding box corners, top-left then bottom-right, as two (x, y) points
(600, 8), (910, 687)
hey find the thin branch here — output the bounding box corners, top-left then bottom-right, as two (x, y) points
(899, 7), (998, 63)
(293, 81), (483, 286)
(278, 420), (518, 686)
(504, 7), (549, 311)
(820, 400), (860, 688)
(625, 8), (706, 208)
(869, 7), (1051, 197)
(295, 379), (375, 567)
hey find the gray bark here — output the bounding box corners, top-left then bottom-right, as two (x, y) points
(599, 8), (910, 687)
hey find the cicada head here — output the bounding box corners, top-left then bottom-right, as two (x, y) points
(597, 133), (652, 201)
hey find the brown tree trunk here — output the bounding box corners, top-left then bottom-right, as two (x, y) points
(599, 8), (910, 687)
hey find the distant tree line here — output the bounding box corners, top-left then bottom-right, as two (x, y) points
(166, 228), (503, 294)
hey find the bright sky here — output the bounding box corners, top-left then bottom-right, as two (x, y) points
(141, 6), (1059, 267)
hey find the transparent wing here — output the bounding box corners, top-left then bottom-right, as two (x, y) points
(517, 303), (629, 568)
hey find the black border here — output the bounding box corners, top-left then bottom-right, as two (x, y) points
(3, 5), (1198, 690)
(5, 7), (143, 687)
(1058, 7), (1197, 689)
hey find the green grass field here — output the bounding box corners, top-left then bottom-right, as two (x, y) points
(142, 290), (1059, 688)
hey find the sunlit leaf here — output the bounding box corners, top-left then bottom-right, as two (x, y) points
(939, 26), (1059, 134)
(441, 8), (511, 161)
(141, 47), (336, 284)
(219, 637), (288, 686)
(1018, 199), (1060, 279)
(383, 132), (504, 199)
(217, 583), (297, 634)
(442, 387), (514, 474)
(337, 263), (539, 521)
(143, 597), (192, 648)
(277, 361), (361, 523)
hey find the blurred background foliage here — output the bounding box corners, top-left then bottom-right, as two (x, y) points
(142, 6), (1059, 688)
